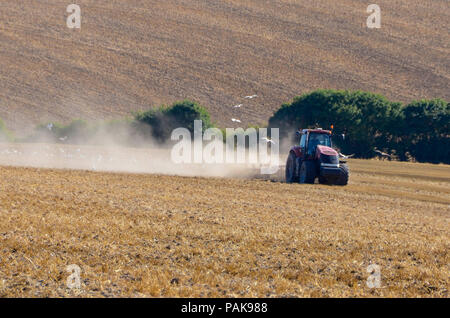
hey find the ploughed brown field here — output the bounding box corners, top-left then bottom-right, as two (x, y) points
(0, 0), (449, 135)
(0, 155), (448, 297)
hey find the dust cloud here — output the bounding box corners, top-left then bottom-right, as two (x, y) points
(0, 121), (288, 179)
(0, 140), (287, 180)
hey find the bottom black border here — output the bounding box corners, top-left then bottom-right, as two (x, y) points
(0, 298), (444, 315)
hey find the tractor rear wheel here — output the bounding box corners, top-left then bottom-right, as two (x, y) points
(285, 152), (298, 183)
(335, 163), (349, 186)
(299, 161), (316, 184)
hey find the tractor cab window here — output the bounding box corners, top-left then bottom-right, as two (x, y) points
(299, 134), (306, 149)
(307, 133), (331, 155)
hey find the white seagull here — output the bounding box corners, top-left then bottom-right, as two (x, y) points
(373, 149), (391, 159)
(59, 136), (68, 141)
(262, 137), (276, 145)
(339, 152), (355, 159)
(234, 104), (243, 108)
(231, 118), (241, 123)
(244, 95), (257, 99)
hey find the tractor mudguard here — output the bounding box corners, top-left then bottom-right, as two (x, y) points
(290, 146), (302, 158)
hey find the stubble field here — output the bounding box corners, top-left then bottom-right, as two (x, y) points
(0, 157), (448, 297)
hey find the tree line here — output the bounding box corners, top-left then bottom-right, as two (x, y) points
(269, 90), (449, 163)
(0, 92), (448, 164)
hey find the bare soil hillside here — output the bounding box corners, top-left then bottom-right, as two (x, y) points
(0, 0), (449, 135)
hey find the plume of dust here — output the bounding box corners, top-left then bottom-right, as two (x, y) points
(0, 125), (285, 180)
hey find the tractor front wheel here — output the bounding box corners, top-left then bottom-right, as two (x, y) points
(299, 161), (316, 184)
(335, 163), (349, 186)
(318, 176), (329, 185)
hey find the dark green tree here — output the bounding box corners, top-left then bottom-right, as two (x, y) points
(269, 90), (402, 157)
(398, 99), (449, 163)
(134, 99), (213, 143)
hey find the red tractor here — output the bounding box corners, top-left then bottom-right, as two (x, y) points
(285, 128), (349, 185)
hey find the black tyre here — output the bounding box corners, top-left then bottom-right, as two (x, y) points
(299, 161), (316, 184)
(335, 163), (349, 186)
(318, 176), (329, 185)
(285, 152), (298, 183)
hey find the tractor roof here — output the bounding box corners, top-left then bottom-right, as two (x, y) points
(301, 128), (332, 134)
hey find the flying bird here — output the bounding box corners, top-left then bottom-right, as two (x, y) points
(231, 118), (241, 123)
(261, 137), (276, 145)
(244, 95), (257, 99)
(59, 136), (68, 141)
(339, 152), (354, 159)
(374, 148), (392, 160)
(233, 104), (243, 108)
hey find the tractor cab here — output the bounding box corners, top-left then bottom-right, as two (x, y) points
(297, 128), (332, 159)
